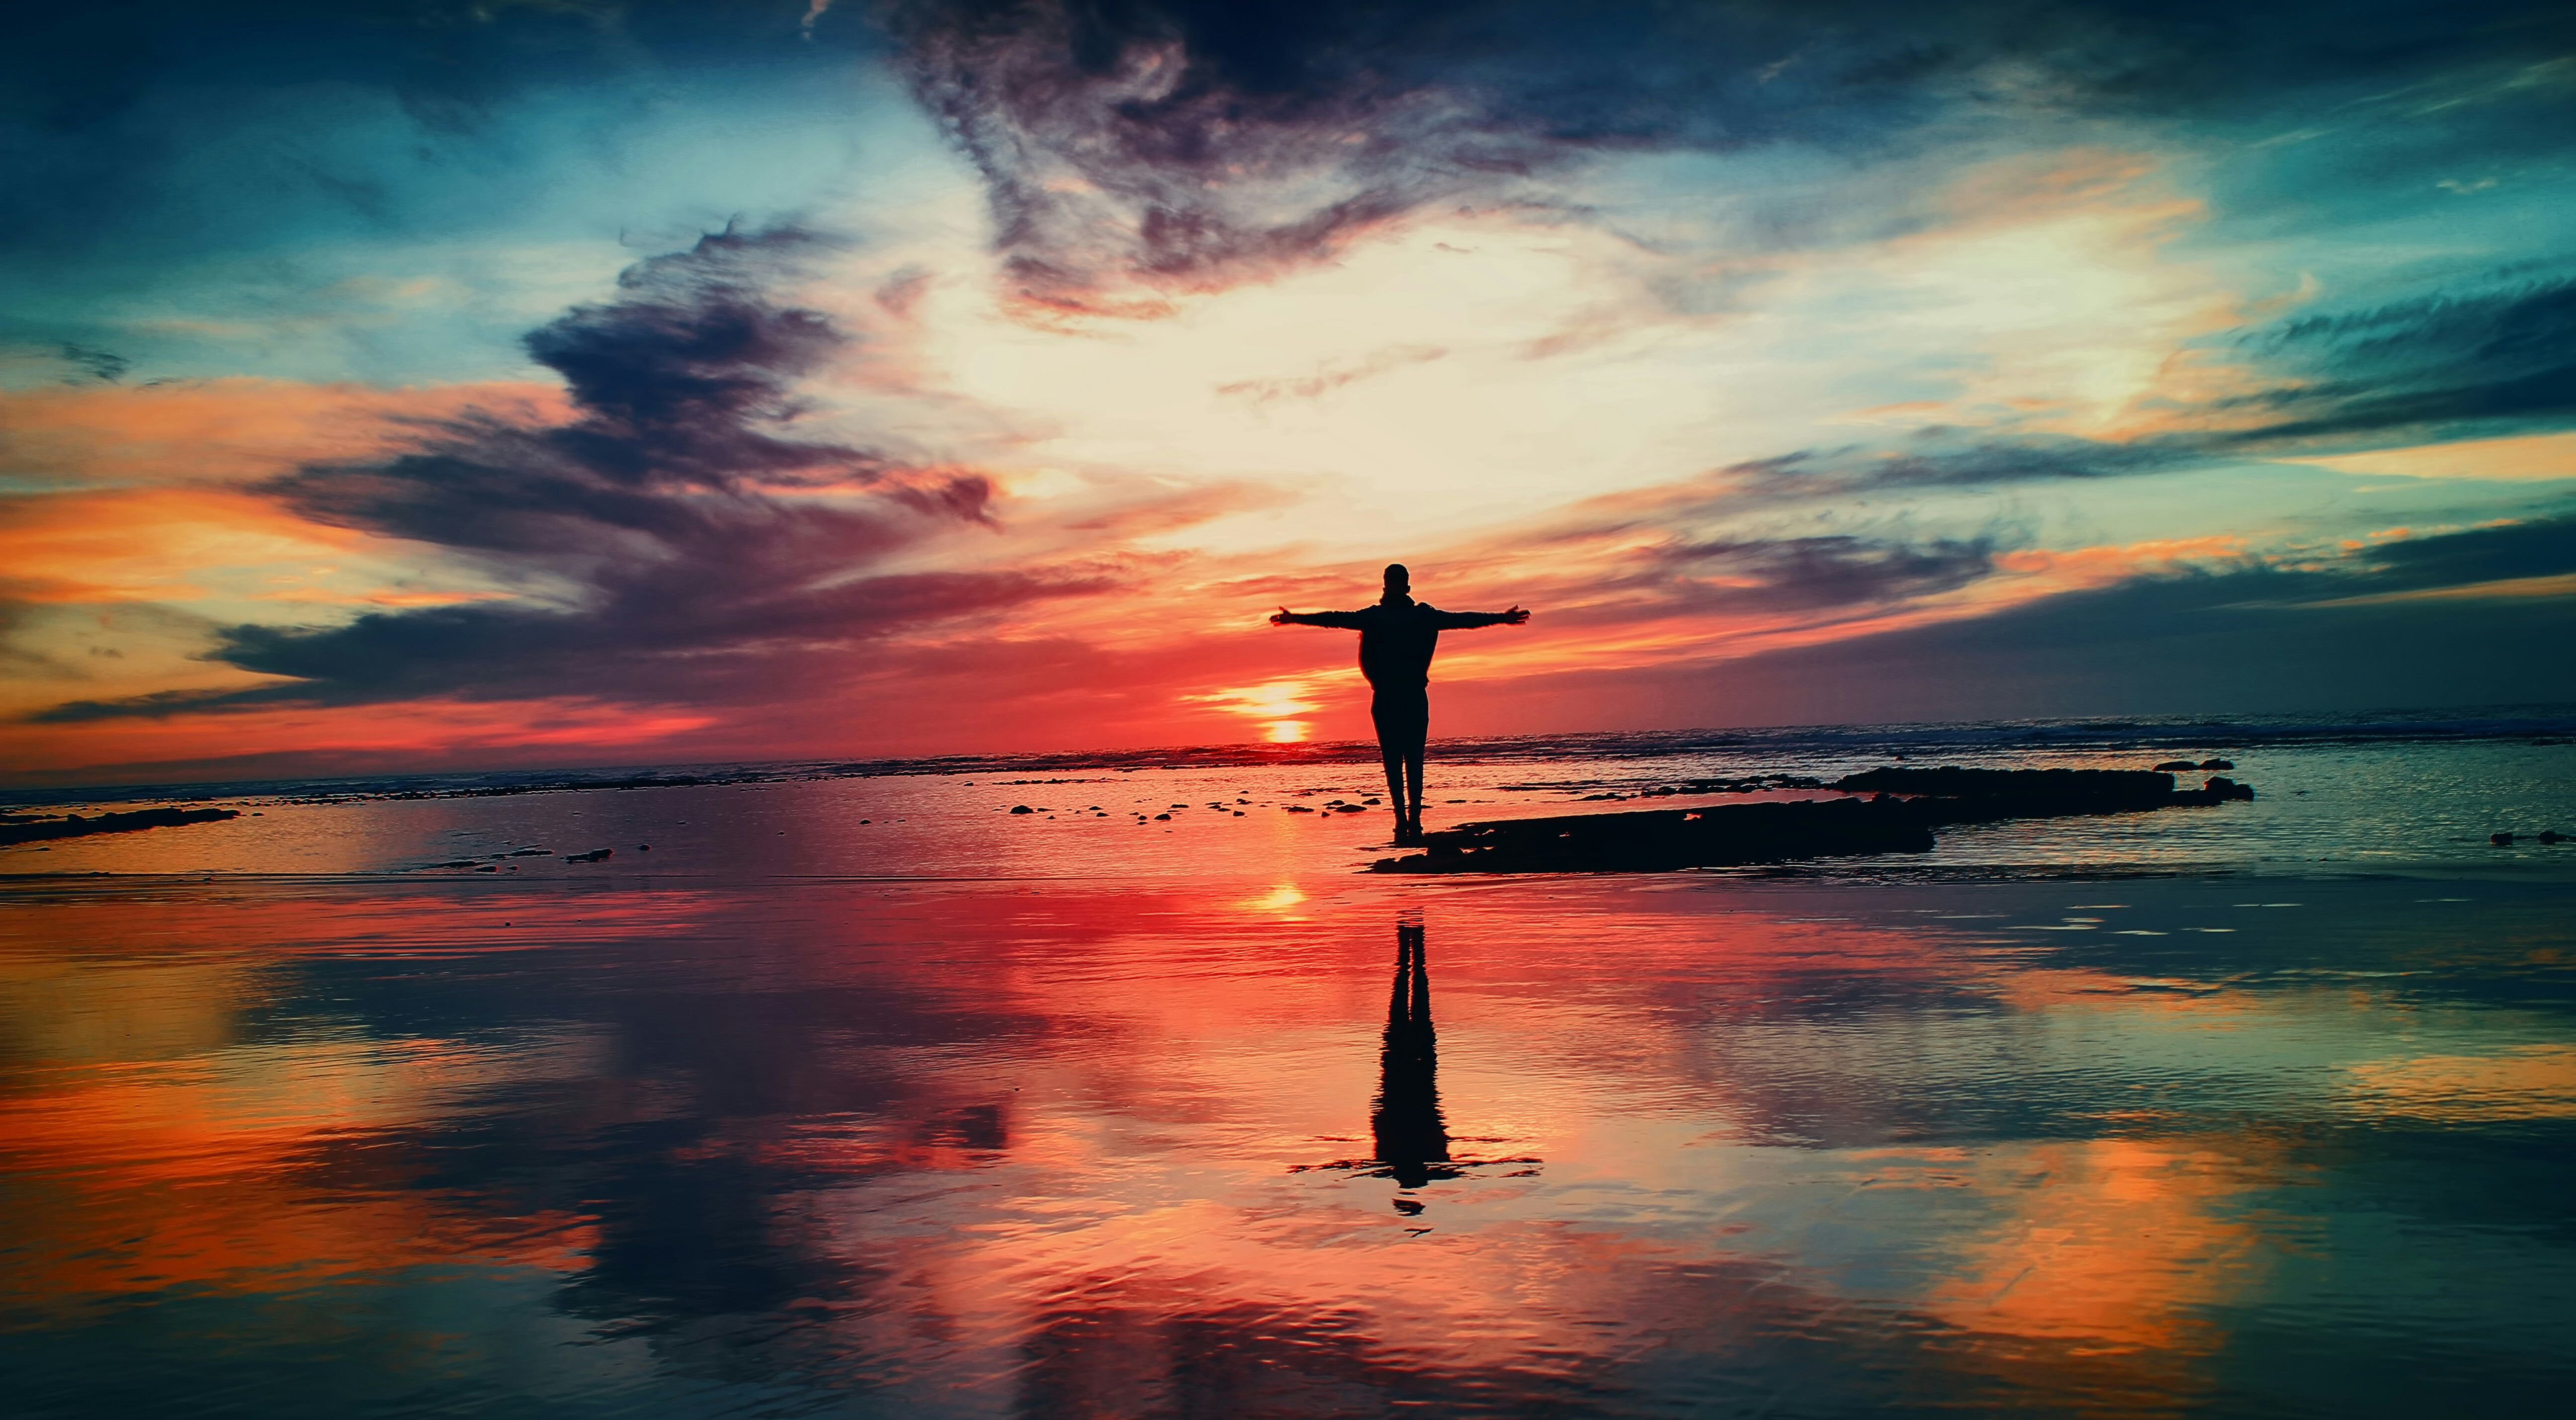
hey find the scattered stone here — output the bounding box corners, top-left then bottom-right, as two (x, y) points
(2539, 830), (2565, 844)
(1286, 806), (1315, 813)
(638, 844), (651, 850)
(430, 858), (481, 869)
(564, 847), (613, 863)
(2492, 832), (2516, 846)
(1010, 805), (1033, 814)
(2199, 758), (2234, 770)
(475, 865), (498, 872)
(2153, 760), (2199, 772)
(1155, 813), (1172, 820)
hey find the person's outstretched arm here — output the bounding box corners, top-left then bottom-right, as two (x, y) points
(1432, 605), (1531, 629)
(1271, 607), (1368, 628)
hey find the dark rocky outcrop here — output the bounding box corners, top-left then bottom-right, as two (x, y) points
(1374, 765), (2254, 874)
(0, 806), (239, 847)
(1375, 798), (1936, 874)
(1831, 766), (2252, 819)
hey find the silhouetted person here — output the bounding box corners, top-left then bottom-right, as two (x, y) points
(1272, 564), (1528, 842)
(1371, 918), (1452, 1193)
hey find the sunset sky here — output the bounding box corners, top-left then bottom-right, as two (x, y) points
(5, 0), (2575, 785)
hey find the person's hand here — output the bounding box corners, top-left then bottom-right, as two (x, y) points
(1504, 605), (1531, 624)
(1270, 606), (1293, 625)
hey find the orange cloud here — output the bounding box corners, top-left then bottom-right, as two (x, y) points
(0, 377), (568, 489)
(6, 696), (717, 780)
(0, 485), (378, 604)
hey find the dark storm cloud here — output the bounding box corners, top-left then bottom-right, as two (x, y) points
(878, 0), (2576, 309)
(28, 228), (1116, 724)
(2207, 276), (2576, 449)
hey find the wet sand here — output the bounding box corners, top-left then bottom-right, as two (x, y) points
(4, 861), (2573, 1417)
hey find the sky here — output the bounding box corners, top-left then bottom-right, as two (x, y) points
(4, 0), (2575, 786)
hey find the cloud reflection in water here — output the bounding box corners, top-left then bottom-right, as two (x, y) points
(2, 874), (2573, 1415)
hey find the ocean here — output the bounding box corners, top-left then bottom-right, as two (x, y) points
(4, 707), (2573, 1416)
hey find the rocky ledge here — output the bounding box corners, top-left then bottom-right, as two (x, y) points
(0, 806), (241, 848)
(1372, 767), (2252, 874)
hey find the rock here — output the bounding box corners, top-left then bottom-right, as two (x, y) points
(1010, 805), (1033, 814)
(0, 805), (240, 848)
(1286, 805), (1315, 813)
(1375, 798), (1937, 873)
(564, 847), (613, 863)
(1836, 766), (2196, 815)
(2539, 830), (2565, 844)
(2153, 760), (2199, 772)
(1375, 764), (2262, 874)
(430, 859), (481, 869)
(2199, 758), (2234, 770)
(637, 844), (651, 851)
(1155, 813), (1171, 820)
(2492, 832), (2516, 846)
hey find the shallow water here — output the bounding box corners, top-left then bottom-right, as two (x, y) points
(8, 728), (2574, 881)
(6, 868), (2575, 1417)
(5, 722), (2575, 1415)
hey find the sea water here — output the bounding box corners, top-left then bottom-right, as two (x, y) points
(3, 709), (2573, 1416)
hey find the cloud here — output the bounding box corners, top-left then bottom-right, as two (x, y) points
(1584, 532), (2006, 618)
(1461, 514), (2576, 731)
(26, 228), (1119, 725)
(2354, 512), (2576, 589)
(882, 0), (2576, 313)
(2204, 275), (2576, 449)
(1214, 344), (1447, 402)
(1720, 435), (2195, 500)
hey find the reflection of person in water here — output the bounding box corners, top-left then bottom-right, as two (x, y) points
(1372, 918), (1454, 1195)
(1271, 564), (1529, 843)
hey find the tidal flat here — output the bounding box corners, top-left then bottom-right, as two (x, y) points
(4, 727), (2574, 1416)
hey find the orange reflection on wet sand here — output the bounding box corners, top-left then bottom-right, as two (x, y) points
(3, 873), (2570, 1416)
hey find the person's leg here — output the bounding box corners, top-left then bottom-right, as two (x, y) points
(1393, 688), (1430, 841)
(1404, 741), (1426, 834)
(1371, 694), (1408, 831)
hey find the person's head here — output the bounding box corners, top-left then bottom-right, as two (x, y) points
(1382, 563), (1411, 601)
